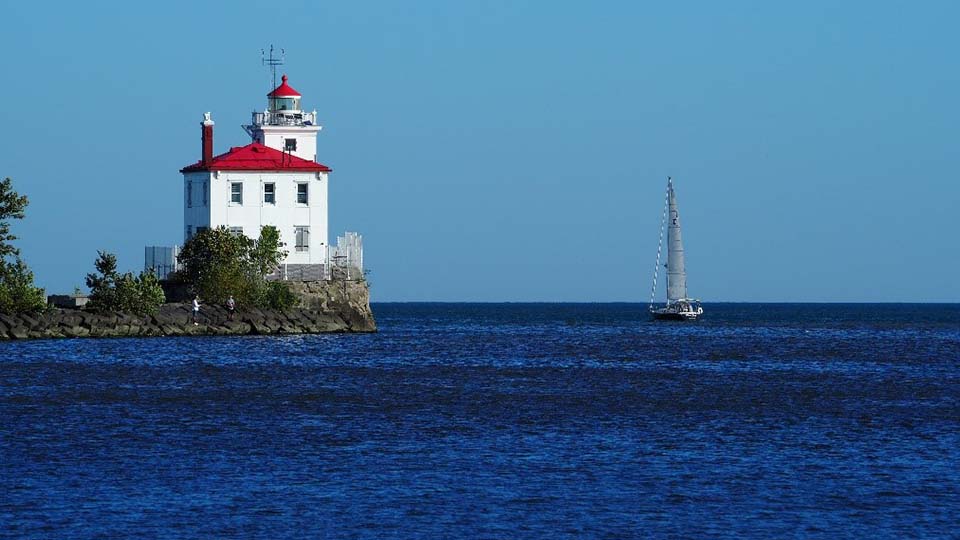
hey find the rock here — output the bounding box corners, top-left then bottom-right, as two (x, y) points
(58, 326), (82, 337)
(249, 320), (271, 335)
(0, 313), (17, 328)
(9, 326), (30, 339)
(19, 314), (40, 329)
(40, 328), (65, 339)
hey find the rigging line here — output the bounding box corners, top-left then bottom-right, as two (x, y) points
(649, 177), (670, 311)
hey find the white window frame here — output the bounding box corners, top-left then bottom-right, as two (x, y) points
(230, 182), (243, 205)
(297, 183), (308, 205)
(263, 182), (276, 205)
(229, 226), (244, 237)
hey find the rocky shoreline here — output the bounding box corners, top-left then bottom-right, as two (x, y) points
(0, 281), (377, 340)
(0, 303), (375, 340)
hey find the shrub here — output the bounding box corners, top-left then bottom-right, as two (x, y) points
(177, 225), (295, 309)
(85, 251), (165, 315)
(262, 280), (299, 310)
(0, 258), (46, 313)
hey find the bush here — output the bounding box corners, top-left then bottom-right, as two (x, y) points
(0, 258), (46, 313)
(262, 280), (299, 310)
(85, 251), (165, 315)
(177, 225), (296, 309)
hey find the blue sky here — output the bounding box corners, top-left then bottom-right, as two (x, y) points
(2, 1), (957, 302)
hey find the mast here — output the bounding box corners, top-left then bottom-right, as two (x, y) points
(649, 179), (670, 310)
(666, 178), (687, 303)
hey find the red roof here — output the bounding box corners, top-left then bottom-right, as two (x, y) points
(267, 74), (301, 97)
(181, 142), (331, 173)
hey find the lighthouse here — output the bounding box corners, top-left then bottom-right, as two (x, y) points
(178, 74), (332, 272)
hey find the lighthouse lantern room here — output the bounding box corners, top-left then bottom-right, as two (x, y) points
(243, 74), (321, 163)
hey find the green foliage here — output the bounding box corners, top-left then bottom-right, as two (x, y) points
(85, 251), (165, 315)
(0, 258), (46, 313)
(176, 227), (254, 289)
(176, 225), (296, 309)
(0, 177), (29, 261)
(263, 280), (298, 310)
(132, 271), (166, 315)
(251, 225), (287, 277)
(86, 251), (118, 309)
(0, 177), (46, 314)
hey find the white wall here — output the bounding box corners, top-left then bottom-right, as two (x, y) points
(183, 172), (212, 238)
(183, 170), (329, 264)
(253, 125), (321, 162)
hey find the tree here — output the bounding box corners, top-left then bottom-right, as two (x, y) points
(0, 177), (29, 261)
(175, 226), (256, 305)
(251, 225), (287, 276)
(0, 177), (45, 313)
(176, 225), (297, 309)
(0, 259), (46, 313)
(85, 251), (165, 315)
(86, 251), (119, 310)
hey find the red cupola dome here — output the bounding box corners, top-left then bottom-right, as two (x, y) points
(267, 74), (301, 97)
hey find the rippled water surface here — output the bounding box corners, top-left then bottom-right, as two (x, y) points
(2, 303), (959, 538)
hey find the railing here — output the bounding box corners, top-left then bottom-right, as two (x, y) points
(267, 232), (365, 283)
(251, 110), (318, 127)
(267, 264), (327, 282)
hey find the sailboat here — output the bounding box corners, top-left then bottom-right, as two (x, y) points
(649, 177), (704, 321)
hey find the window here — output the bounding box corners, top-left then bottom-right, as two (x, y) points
(295, 226), (310, 252)
(284, 138), (297, 152)
(229, 226), (243, 237)
(186, 225), (193, 239)
(231, 182), (243, 204)
(187, 181), (193, 208)
(297, 183), (308, 204)
(270, 97), (299, 111)
(202, 181), (208, 206)
(263, 183), (275, 204)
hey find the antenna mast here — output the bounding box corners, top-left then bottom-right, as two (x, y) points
(261, 45), (285, 89)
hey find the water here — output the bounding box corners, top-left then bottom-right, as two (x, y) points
(2, 303), (959, 538)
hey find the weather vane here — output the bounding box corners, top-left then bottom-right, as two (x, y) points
(261, 45), (285, 90)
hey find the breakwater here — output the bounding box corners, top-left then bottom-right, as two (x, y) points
(0, 280), (375, 340)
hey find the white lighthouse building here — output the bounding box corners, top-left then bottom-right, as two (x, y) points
(178, 75), (333, 274)
(145, 70), (363, 281)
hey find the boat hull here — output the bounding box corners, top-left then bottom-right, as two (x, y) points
(650, 306), (703, 321)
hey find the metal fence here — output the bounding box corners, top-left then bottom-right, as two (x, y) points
(267, 264), (327, 282)
(269, 232), (364, 282)
(328, 232), (364, 281)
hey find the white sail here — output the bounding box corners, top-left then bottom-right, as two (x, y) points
(666, 180), (687, 303)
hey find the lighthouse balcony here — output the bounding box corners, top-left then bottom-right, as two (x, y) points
(251, 110), (317, 127)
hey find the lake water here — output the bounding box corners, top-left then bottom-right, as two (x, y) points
(2, 303), (959, 538)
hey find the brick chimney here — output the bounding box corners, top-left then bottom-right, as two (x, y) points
(201, 112), (214, 165)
